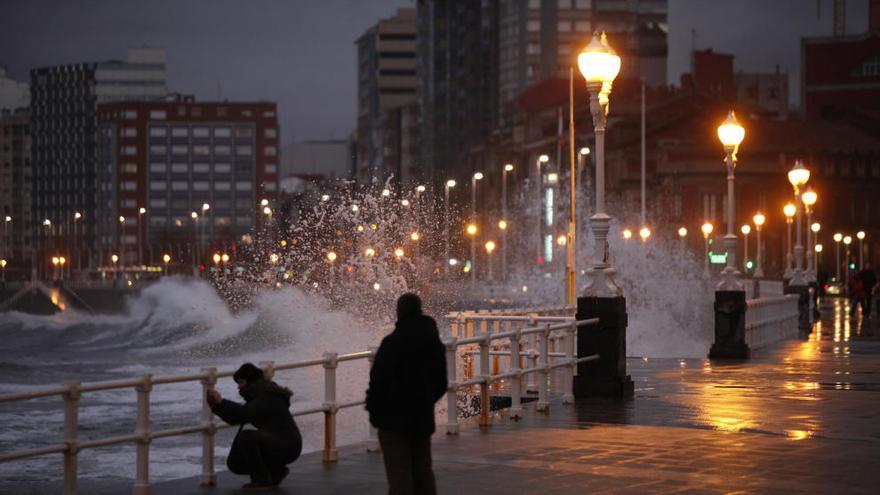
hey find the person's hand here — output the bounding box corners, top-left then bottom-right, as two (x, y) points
(206, 389), (222, 407)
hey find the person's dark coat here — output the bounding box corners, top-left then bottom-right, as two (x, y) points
(859, 268), (876, 292)
(366, 314), (448, 435)
(212, 378), (302, 445)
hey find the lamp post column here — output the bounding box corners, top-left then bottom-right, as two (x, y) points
(805, 209), (815, 283)
(835, 237), (841, 281)
(791, 193), (806, 286)
(444, 181), (455, 275)
(784, 216), (793, 280)
(502, 165), (511, 280)
(755, 224), (764, 278)
(742, 228), (749, 275)
(857, 231), (865, 270)
(717, 147), (742, 291)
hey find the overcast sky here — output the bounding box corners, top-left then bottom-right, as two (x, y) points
(0, 0), (870, 145)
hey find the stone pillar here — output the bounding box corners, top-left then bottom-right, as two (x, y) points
(785, 284), (812, 331)
(709, 291), (749, 359)
(574, 296), (633, 397)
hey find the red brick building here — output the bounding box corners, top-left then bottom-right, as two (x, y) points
(801, 31), (880, 121)
(96, 96), (279, 265)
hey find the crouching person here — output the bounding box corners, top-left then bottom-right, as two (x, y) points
(366, 293), (448, 495)
(206, 363), (303, 491)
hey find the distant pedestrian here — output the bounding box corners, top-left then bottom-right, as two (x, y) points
(366, 293), (448, 495)
(858, 263), (876, 318)
(849, 274), (866, 317)
(207, 363), (302, 491)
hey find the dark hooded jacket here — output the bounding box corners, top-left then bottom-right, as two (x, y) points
(212, 378), (302, 443)
(366, 314), (448, 434)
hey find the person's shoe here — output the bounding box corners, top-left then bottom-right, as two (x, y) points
(272, 467), (290, 486)
(242, 481), (275, 492)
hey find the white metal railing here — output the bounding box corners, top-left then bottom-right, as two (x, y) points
(745, 294), (799, 349)
(0, 314), (601, 494)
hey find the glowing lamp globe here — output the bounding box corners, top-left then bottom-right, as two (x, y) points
(783, 203), (796, 218)
(717, 110), (745, 149)
(485, 241), (496, 253)
(833, 233), (843, 242)
(811, 222), (820, 233)
(802, 189), (817, 207)
(701, 222), (714, 237)
(577, 32), (621, 84)
(678, 227), (687, 237)
(538, 154), (550, 163)
(364, 248), (375, 257)
(622, 229), (632, 240)
(580, 147), (590, 155)
(639, 227), (651, 241)
(505, 164), (514, 172)
(787, 160), (810, 188)
(815, 244), (823, 253)
(326, 251), (337, 262)
(466, 224), (477, 236)
(474, 172), (484, 180)
(212, 253), (221, 264)
(753, 213), (765, 227)
(741, 224), (751, 235)
(446, 179), (456, 188)
(857, 231), (866, 240)
(843, 236), (852, 245)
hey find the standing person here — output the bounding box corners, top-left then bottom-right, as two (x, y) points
(207, 363), (302, 491)
(366, 293), (448, 495)
(858, 263), (876, 318)
(849, 273), (866, 317)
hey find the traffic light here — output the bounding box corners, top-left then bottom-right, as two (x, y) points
(849, 263), (856, 270)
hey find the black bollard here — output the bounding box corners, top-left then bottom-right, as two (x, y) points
(574, 295), (633, 398)
(709, 290), (749, 359)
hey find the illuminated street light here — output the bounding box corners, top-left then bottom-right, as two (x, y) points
(320, 194), (330, 202)
(351, 204), (359, 212)
(356, 225), (364, 233)
(401, 199), (410, 207)
(381, 189), (391, 197)
(261, 199), (269, 207)
(221, 253), (229, 263)
(444, 179), (456, 274)
(269, 253), (279, 264)
(373, 282), (381, 291)
(448, 258), (458, 266)
(622, 228), (632, 240)
(547, 172), (558, 184)
(741, 224), (751, 274)
(578, 31), (622, 296)
(502, 164), (514, 280)
(410, 232), (420, 241)
(753, 212), (766, 277)
(416, 185), (426, 193)
(701, 222), (714, 278)
(843, 235), (853, 287)
(394, 248), (404, 259)
(801, 188), (818, 282)
(639, 227), (651, 242)
(557, 235), (567, 246)
(365, 247), (375, 257)
(833, 233), (843, 281)
(467, 224), (477, 236)
(485, 240), (496, 281)
(716, 110), (745, 291)
(326, 251), (338, 263)
(111, 254), (119, 264)
(580, 147), (590, 155)
(213, 253), (221, 265)
(504, 164), (514, 172)
(783, 203), (796, 280)
(498, 220), (508, 230)
(678, 227), (687, 237)
(787, 160), (810, 286)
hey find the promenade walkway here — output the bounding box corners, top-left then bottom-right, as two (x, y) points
(53, 299), (880, 494)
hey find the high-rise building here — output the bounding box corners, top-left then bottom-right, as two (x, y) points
(356, 8), (418, 186)
(0, 108), (31, 268)
(497, 0), (667, 126)
(0, 67), (29, 111)
(280, 140), (351, 180)
(30, 48), (167, 271)
(416, 0), (499, 181)
(96, 96), (279, 266)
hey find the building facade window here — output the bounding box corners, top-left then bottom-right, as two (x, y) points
(149, 110), (167, 120)
(149, 163), (167, 173)
(150, 180), (167, 191)
(193, 127), (210, 138)
(122, 146), (138, 156)
(214, 163), (232, 174)
(264, 128), (277, 138)
(171, 127), (188, 138)
(214, 127), (231, 138)
(171, 181), (188, 191)
(265, 163), (277, 174)
(121, 127), (137, 137)
(235, 181), (252, 191)
(193, 163), (210, 174)
(236, 145), (252, 156)
(122, 163), (138, 173)
(264, 146), (277, 156)
(149, 127), (167, 137)
(171, 163), (189, 174)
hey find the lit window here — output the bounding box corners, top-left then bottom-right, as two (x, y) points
(234, 127), (253, 138)
(150, 180), (167, 191)
(214, 216), (231, 226)
(527, 20), (540, 32)
(193, 127), (210, 138)
(171, 181), (188, 191)
(149, 127), (167, 137)
(122, 163), (138, 174)
(149, 110), (167, 120)
(123, 110), (138, 120)
(214, 127), (231, 138)
(265, 164), (277, 174)
(193, 181), (210, 191)
(262, 110), (276, 117)
(264, 128), (277, 138)
(193, 145), (210, 156)
(171, 127), (188, 138)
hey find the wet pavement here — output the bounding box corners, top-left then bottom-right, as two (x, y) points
(38, 298), (880, 494)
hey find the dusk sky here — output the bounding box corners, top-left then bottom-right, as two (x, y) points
(0, 0), (870, 145)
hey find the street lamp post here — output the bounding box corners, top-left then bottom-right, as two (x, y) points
(787, 160), (810, 286)
(716, 110), (745, 290)
(191, 211), (199, 271)
(502, 164), (513, 280)
(118, 216), (126, 268)
(2, 215), (10, 263)
(833, 233), (843, 281)
(701, 222), (714, 278)
(535, 155), (549, 268)
(162, 253), (171, 277)
(485, 241), (496, 282)
(577, 31), (622, 297)
(444, 180), (456, 274)
(138, 207), (146, 266)
(753, 213), (765, 278)
(843, 235), (852, 288)
(471, 172), (483, 281)
(202, 203), (211, 261)
(856, 231), (866, 270)
(801, 189), (817, 283)
(73, 212), (81, 273)
(783, 204), (796, 280)
(467, 223), (477, 284)
(741, 224), (751, 275)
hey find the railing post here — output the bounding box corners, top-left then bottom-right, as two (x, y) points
(563, 322), (576, 404)
(199, 368), (217, 487)
(62, 381), (80, 495)
(366, 347), (380, 452)
(508, 330), (523, 419)
(491, 320), (500, 377)
(536, 325), (550, 412)
(322, 352), (338, 462)
(479, 334), (491, 428)
(133, 374), (153, 495)
(445, 338), (459, 435)
(526, 317), (538, 392)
